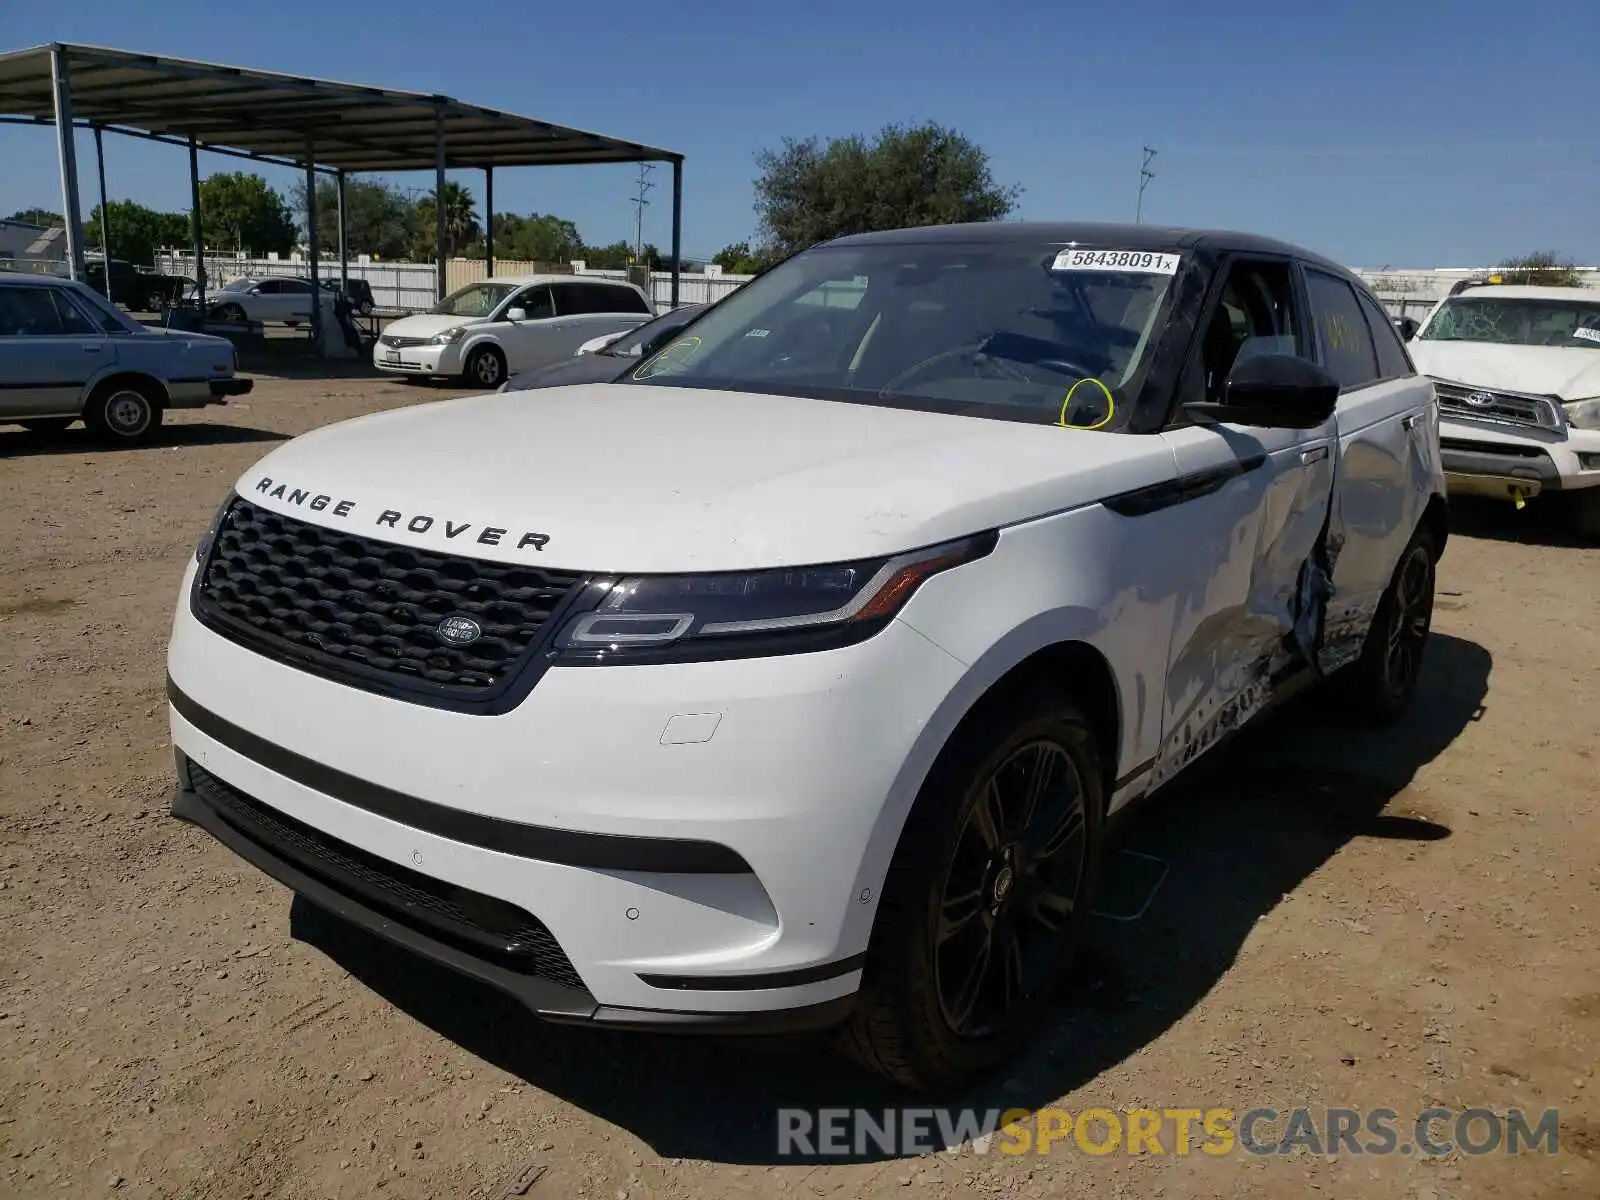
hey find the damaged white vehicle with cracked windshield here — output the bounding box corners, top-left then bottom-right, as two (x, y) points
(167, 222), (1447, 1092)
(1408, 283), (1600, 533)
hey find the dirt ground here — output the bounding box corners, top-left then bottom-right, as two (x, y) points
(1, 373), (1596, 1200)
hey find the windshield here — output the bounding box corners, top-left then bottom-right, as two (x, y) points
(623, 241), (1179, 426)
(1420, 296), (1600, 348)
(599, 305), (705, 357)
(430, 282), (516, 318)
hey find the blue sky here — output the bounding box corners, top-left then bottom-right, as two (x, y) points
(2, 0), (1596, 267)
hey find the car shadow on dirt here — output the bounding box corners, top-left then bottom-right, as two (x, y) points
(1446, 495), (1595, 547)
(0, 424), (288, 458)
(291, 631), (1491, 1166)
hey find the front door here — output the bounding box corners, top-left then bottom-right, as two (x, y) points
(493, 284), (557, 372)
(1301, 268), (1434, 671)
(0, 283), (108, 418)
(1148, 257), (1337, 789)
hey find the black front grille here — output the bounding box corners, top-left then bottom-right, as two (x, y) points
(189, 762), (586, 992)
(379, 333), (433, 348)
(1432, 380), (1564, 431)
(1440, 437), (1548, 458)
(194, 498), (584, 700)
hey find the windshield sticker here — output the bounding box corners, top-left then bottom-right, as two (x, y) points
(744, 328), (770, 338)
(1573, 326), (1600, 344)
(1051, 248), (1180, 275)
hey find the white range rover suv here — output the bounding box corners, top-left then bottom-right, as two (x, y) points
(1406, 283), (1600, 533)
(168, 223), (1447, 1091)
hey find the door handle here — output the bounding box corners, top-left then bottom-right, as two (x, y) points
(1300, 445), (1329, 464)
(1402, 413), (1421, 431)
(82, 343), (104, 352)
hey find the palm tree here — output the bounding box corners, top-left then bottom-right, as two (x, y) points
(413, 182), (480, 260)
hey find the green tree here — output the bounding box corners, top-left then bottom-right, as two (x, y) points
(754, 121), (1019, 256)
(292, 177), (417, 259)
(713, 241), (779, 275)
(480, 212), (584, 263)
(580, 240), (634, 270)
(6, 207), (62, 227)
(198, 172), (296, 255)
(84, 200), (190, 265)
(1494, 251), (1583, 288)
(411, 182), (480, 261)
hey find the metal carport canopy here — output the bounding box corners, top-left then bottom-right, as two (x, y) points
(0, 42), (681, 171)
(0, 42), (686, 330)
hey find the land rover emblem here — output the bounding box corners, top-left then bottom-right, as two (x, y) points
(1465, 391), (1496, 407)
(436, 615), (482, 647)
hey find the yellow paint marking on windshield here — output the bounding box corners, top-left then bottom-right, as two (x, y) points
(1058, 377), (1115, 430)
(632, 335), (701, 380)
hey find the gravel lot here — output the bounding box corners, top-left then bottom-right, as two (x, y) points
(1, 374), (1596, 1199)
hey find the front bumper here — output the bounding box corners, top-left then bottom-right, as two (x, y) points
(167, 560), (968, 1020)
(170, 751), (853, 1034)
(1439, 415), (1600, 500)
(373, 340), (463, 377)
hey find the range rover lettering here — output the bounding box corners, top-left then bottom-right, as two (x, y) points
(168, 222), (1447, 1091)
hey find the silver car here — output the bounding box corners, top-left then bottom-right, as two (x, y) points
(0, 274), (252, 444)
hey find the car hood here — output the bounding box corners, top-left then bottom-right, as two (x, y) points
(236, 385), (1175, 572)
(381, 313), (486, 338)
(503, 354), (628, 392)
(1409, 341), (1600, 400)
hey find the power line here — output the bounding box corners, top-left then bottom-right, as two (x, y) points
(631, 163), (655, 265)
(1135, 146), (1157, 224)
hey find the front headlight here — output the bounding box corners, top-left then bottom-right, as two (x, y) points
(1563, 397), (1600, 431)
(553, 532), (997, 664)
(432, 326), (468, 345)
(195, 492), (236, 564)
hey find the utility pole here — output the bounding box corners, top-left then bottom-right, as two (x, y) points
(631, 163), (655, 267)
(1135, 145), (1157, 224)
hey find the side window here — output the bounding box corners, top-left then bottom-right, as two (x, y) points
(254, 280), (280, 295)
(50, 289), (101, 336)
(592, 283), (650, 314)
(0, 287), (68, 336)
(280, 279), (311, 294)
(1354, 289), (1414, 380)
(515, 286), (555, 319)
(1195, 260), (1306, 406)
(549, 283), (591, 316)
(1304, 269), (1380, 390)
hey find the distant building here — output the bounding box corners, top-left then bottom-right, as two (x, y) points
(0, 219), (67, 269)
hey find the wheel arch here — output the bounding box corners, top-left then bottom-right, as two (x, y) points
(841, 626), (1128, 953)
(1419, 490), (1449, 557)
(83, 369), (169, 413)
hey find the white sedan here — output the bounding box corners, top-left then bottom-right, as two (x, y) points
(374, 275), (654, 389)
(205, 277), (336, 326)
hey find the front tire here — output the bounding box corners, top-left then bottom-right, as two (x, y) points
(463, 345), (506, 390)
(840, 688), (1104, 1093)
(1335, 524), (1438, 723)
(84, 380), (162, 445)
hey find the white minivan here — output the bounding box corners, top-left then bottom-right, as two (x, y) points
(169, 222), (1446, 1092)
(374, 276), (654, 388)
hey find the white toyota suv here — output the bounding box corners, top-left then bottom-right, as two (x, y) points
(374, 275), (654, 389)
(1407, 283), (1600, 532)
(168, 223), (1447, 1091)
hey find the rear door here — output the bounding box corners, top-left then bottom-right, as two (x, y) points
(1300, 268), (1432, 671)
(277, 278), (314, 321)
(1147, 256), (1337, 787)
(0, 283), (109, 418)
(542, 282), (650, 360)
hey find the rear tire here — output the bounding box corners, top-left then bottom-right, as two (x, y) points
(464, 345), (506, 390)
(84, 379), (162, 446)
(20, 418), (74, 435)
(838, 688), (1104, 1093)
(214, 303), (246, 323)
(1332, 524), (1438, 724)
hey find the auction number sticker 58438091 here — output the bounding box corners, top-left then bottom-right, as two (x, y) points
(1051, 248), (1181, 275)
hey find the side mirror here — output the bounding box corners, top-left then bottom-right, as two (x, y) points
(505, 307), (526, 323)
(1183, 354), (1338, 430)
